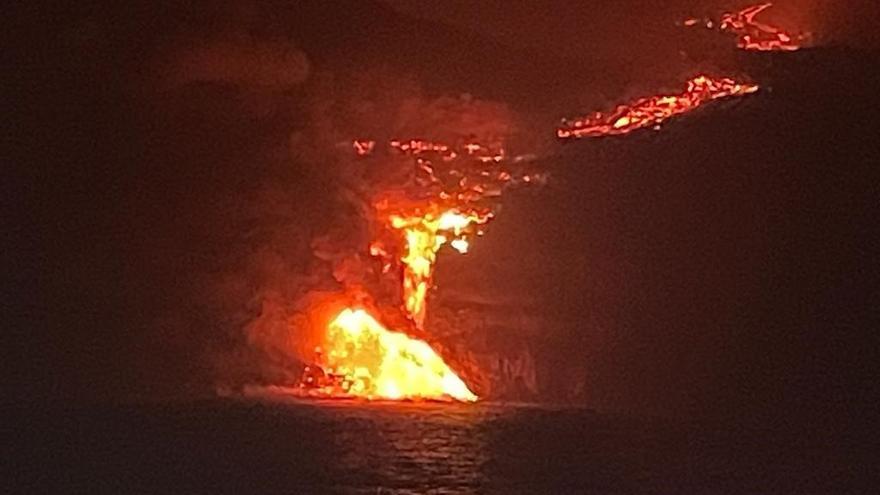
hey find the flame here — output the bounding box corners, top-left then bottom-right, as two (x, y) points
(684, 3), (807, 51)
(557, 75), (759, 139)
(307, 308), (477, 402)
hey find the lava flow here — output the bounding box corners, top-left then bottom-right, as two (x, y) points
(367, 137), (538, 329)
(301, 309), (477, 402)
(383, 208), (490, 329)
(299, 137), (538, 402)
(557, 75), (759, 139)
(684, 3), (807, 51)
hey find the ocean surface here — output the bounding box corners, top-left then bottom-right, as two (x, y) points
(8, 395), (852, 494)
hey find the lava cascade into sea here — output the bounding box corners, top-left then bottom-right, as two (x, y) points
(288, 2), (808, 404)
(297, 136), (541, 402)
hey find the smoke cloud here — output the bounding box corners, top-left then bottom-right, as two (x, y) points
(139, 11), (525, 390)
(157, 34), (310, 91)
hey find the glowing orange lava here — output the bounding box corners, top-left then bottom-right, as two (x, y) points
(386, 208), (491, 328)
(684, 3), (806, 51)
(363, 138), (534, 328)
(353, 139), (375, 156)
(302, 308), (477, 401)
(557, 75), (759, 139)
(299, 136), (539, 402)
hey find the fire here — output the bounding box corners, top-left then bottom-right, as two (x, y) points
(304, 308), (477, 402)
(684, 3), (807, 51)
(557, 75), (759, 139)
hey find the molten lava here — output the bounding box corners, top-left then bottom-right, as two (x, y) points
(363, 137), (537, 328)
(386, 208), (491, 328)
(353, 139), (375, 156)
(722, 3), (805, 51)
(557, 75), (759, 139)
(684, 3), (806, 51)
(303, 309), (477, 401)
(282, 2), (802, 406)
(298, 135), (540, 402)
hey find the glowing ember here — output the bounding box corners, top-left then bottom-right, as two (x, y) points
(353, 139), (375, 156)
(303, 308), (477, 402)
(557, 75), (759, 139)
(684, 3), (807, 51)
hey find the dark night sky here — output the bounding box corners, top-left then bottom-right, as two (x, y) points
(5, 1), (878, 430)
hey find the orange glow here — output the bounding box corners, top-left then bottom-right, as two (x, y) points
(386, 208), (490, 328)
(299, 133), (541, 402)
(355, 138), (507, 164)
(353, 139), (375, 156)
(685, 3), (806, 51)
(557, 75), (759, 139)
(304, 308), (477, 402)
(721, 3), (804, 51)
(357, 136), (537, 329)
